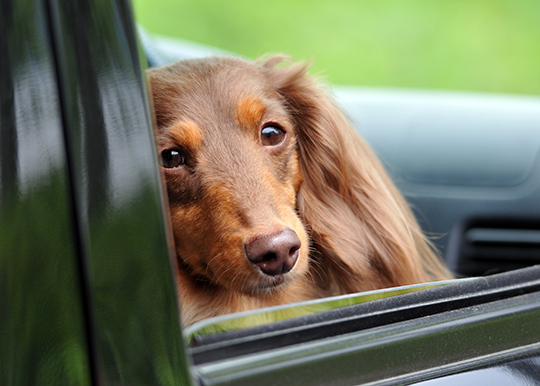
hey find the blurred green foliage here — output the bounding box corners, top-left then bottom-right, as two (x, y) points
(133, 0), (540, 95)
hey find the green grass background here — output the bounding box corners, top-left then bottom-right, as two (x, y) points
(133, 0), (540, 95)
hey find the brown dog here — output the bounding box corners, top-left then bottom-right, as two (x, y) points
(148, 56), (451, 326)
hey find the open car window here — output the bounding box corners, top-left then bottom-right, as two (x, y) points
(140, 16), (540, 386)
(141, 30), (540, 280)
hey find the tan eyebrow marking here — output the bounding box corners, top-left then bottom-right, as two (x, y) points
(169, 120), (204, 149)
(236, 96), (267, 129)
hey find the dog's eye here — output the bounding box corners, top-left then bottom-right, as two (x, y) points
(261, 125), (285, 147)
(161, 149), (185, 168)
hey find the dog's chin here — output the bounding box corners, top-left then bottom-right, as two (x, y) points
(240, 274), (292, 296)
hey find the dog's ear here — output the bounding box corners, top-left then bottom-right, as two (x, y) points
(262, 57), (451, 293)
(147, 67), (180, 129)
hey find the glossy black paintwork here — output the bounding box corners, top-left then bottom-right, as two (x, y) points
(1, 0), (191, 384)
(0, 0), (90, 384)
(47, 0), (191, 384)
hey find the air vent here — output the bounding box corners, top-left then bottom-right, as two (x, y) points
(466, 228), (540, 247)
(458, 226), (540, 276)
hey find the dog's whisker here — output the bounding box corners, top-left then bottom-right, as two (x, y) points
(212, 261), (236, 286)
(205, 251), (226, 274)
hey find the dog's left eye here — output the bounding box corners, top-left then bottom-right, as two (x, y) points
(261, 125), (286, 147)
(160, 149), (185, 168)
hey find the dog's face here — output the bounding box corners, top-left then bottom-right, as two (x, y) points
(149, 58), (311, 296)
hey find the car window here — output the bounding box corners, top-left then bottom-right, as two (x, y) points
(133, 2), (540, 385)
(135, 5), (540, 280)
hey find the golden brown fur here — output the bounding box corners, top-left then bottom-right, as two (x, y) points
(148, 56), (452, 326)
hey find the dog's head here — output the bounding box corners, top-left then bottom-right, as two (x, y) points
(148, 56), (451, 310)
(148, 57), (312, 296)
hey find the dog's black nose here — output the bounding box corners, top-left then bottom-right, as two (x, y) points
(245, 229), (301, 276)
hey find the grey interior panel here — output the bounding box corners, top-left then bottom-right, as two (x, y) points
(335, 87), (540, 276)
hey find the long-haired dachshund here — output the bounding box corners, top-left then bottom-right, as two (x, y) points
(148, 56), (451, 326)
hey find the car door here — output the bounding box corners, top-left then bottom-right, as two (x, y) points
(2, 1), (540, 386)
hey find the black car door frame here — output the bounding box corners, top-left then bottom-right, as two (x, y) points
(1, 0), (192, 385)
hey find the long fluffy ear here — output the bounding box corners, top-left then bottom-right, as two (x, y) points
(262, 57), (452, 294)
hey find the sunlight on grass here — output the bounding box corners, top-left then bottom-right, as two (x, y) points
(133, 0), (540, 95)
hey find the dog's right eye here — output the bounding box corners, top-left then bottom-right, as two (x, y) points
(160, 149), (186, 168)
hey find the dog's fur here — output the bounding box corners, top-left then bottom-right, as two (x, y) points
(148, 56), (452, 326)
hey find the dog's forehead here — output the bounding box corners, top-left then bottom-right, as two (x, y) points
(205, 63), (277, 112)
(172, 59), (285, 126)
(185, 59), (275, 104)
